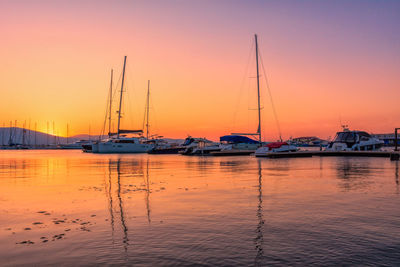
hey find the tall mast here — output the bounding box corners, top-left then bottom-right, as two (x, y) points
(46, 121), (49, 146)
(1, 122), (4, 146)
(117, 56), (127, 139)
(22, 121), (26, 146)
(255, 34), (262, 144)
(146, 80), (150, 139)
(108, 69), (113, 137)
(67, 123), (69, 144)
(34, 122), (37, 148)
(8, 121), (12, 145)
(53, 121), (56, 145)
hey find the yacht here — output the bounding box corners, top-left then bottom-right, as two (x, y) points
(59, 140), (93, 149)
(325, 127), (384, 151)
(90, 56), (154, 154)
(96, 135), (154, 153)
(219, 135), (260, 151)
(255, 142), (298, 157)
(180, 137), (221, 155)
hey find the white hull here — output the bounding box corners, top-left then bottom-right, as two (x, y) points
(95, 142), (154, 153)
(255, 145), (298, 156)
(91, 143), (99, 153)
(326, 141), (383, 151)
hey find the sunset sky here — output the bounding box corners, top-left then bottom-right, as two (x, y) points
(0, 0), (399, 141)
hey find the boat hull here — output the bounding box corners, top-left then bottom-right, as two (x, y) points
(95, 142), (154, 153)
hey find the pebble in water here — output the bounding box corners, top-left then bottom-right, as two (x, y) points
(16, 240), (34, 245)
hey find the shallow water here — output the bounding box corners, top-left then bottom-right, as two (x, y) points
(0, 150), (399, 266)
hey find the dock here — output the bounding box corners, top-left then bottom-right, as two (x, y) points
(210, 150), (255, 156)
(255, 150), (400, 160)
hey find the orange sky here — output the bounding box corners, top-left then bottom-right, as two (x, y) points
(0, 1), (399, 141)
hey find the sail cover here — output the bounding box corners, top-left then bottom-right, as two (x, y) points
(118, 129), (143, 134)
(220, 135), (259, 144)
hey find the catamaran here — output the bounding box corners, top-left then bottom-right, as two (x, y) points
(91, 56), (154, 153)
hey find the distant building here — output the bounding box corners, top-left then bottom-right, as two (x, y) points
(289, 136), (328, 147)
(371, 133), (400, 146)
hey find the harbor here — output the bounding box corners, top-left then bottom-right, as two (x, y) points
(1, 0), (400, 266)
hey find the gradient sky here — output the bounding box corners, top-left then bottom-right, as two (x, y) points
(1, 0), (399, 140)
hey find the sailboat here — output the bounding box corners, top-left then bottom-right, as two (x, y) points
(93, 56), (154, 153)
(211, 34), (264, 156)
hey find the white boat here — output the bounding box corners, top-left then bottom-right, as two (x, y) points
(91, 56), (154, 154)
(219, 135), (261, 151)
(59, 140), (93, 149)
(325, 127), (384, 151)
(219, 34), (264, 153)
(180, 137), (221, 155)
(96, 136), (154, 153)
(255, 142), (298, 157)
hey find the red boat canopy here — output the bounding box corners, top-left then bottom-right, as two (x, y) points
(266, 142), (288, 148)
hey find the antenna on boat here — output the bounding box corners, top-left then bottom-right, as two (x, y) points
(108, 69), (113, 137)
(117, 56), (127, 139)
(255, 34), (262, 144)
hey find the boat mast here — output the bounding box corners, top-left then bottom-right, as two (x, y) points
(117, 56), (127, 139)
(67, 123), (69, 144)
(108, 69), (113, 137)
(255, 34), (262, 144)
(34, 122), (37, 148)
(146, 80), (150, 139)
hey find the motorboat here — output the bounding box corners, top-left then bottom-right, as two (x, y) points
(180, 137), (221, 155)
(147, 138), (184, 154)
(59, 140), (93, 149)
(254, 142), (298, 157)
(325, 128), (384, 151)
(219, 135), (261, 151)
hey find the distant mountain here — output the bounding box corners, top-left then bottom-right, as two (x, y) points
(0, 127), (184, 146)
(0, 127), (102, 146)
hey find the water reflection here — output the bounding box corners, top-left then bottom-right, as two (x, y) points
(105, 158), (154, 252)
(395, 161), (399, 194)
(144, 159), (151, 223)
(105, 159), (115, 242)
(335, 158), (373, 191)
(107, 159), (129, 252)
(254, 159), (264, 266)
(1, 151), (399, 266)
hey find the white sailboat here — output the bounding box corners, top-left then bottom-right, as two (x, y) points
(93, 56), (154, 153)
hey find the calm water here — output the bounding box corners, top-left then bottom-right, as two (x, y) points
(0, 150), (399, 266)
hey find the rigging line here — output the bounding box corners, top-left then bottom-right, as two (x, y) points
(100, 91), (110, 139)
(150, 94), (160, 137)
(258, 50), (283, 141)
(142, 82), (147, 132)
(232, 39), (255, 132)
(124, 62), (140, 130)
(100, 75), (113, 139)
